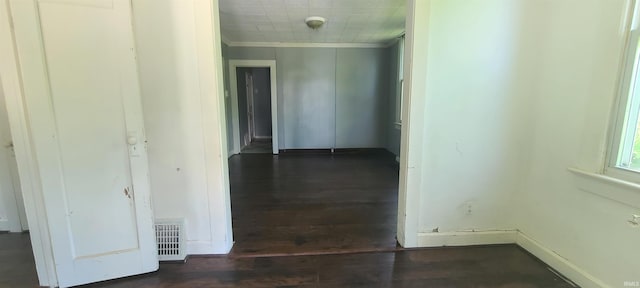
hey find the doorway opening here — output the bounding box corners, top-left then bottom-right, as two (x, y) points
(223, 47), (405, 256)
(229, 60), (278, 155)
(236, 67), (273, 154)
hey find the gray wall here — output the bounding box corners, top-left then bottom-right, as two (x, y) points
(386, 41), (402, 157)
(279, 48), (336, 149)
(226, 46), (390, 150)
(336, 49), (388, 148)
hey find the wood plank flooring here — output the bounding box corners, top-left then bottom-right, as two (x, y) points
(228, 152), (400, 256)
(0, 232), (39, 288)
(81, 245), (574, 288)
(0, 152), (575, 287)
(0, 233), (575, 287)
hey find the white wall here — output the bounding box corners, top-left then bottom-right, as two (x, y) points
(407, 0), (639, 286)
(412, 0), (532, 236)
(0, 80), (9, 229)
(132, 0), (232, 254)
(0, 79), (26, 232)
(515, 0), (640, 286)
(0, 80), (14, 230)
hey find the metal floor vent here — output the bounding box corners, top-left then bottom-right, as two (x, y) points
(155, 219), (186, 261)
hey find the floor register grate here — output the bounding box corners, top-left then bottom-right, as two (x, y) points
(155, 219), (186, 261)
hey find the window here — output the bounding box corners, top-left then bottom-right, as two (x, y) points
(609, 3), (640, 180)
(396, 36), (405, 126)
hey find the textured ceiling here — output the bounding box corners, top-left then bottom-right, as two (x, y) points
(219, 0), (406, 44)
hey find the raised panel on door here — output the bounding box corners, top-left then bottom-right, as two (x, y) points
(9, 0), (157, 286)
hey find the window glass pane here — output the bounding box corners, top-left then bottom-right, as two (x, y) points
(630, 118), (640, 170)
(618, 37), (640, 171)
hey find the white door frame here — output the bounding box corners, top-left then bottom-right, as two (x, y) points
(396, 0), (429, 248)
(229, 60), (278, 155)
(0, 1), (57, 286)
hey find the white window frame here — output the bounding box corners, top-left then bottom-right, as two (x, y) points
(606, 0), (640, 183)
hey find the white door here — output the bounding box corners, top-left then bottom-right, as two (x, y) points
(9, 0), (158, 287)
(246, 72), (255, 143)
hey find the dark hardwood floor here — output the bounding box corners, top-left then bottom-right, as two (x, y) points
(228, 151), (400, 257)
(0, 232), (39, 288)
(241, 139), (273, 154)
(1, 234), (574, 288)
(0, 152), (574, 287)
(82, 245), (574, 288)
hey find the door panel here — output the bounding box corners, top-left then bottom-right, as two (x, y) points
(39, 1), (139, 257)
(9, 0), (157, 286)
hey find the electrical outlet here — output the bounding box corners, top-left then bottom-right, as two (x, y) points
(466, 202), (473, 215)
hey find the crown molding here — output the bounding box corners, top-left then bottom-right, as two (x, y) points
(220, 29), (406, 48)
(220, 30), (405, 48)
(220, 35), (232, 47)
(384, 37), (401, 47)
(223, 41), (390, 49)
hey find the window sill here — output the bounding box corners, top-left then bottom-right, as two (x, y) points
(394, 122), (402, 130)
(568, 167), (640, 208)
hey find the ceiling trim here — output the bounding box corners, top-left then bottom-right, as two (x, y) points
(220, 35), (233, 47)
(222, 40), (392, 49)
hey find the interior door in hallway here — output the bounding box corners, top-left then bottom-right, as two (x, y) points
(246, 72), (255, 143)
(9, 0), (157, 286)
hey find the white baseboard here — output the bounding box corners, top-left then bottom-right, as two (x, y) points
(516, 232), (607, 288)
(187, 240), (233, 255)
(416, 230), (518, 247)
(181, 231), (608, 288)
(415, 230), (606, 287)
